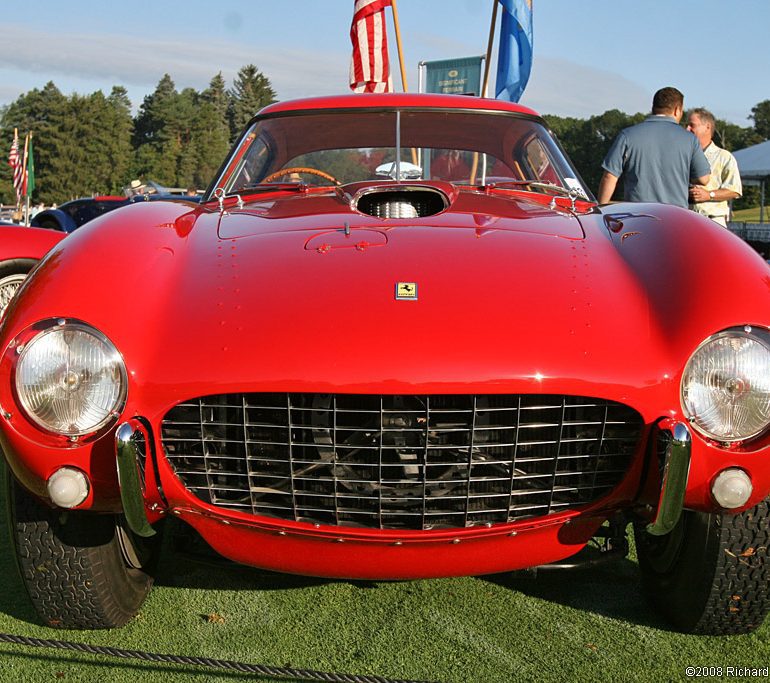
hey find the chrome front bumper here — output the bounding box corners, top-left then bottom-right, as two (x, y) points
(646, 420), (691, 536)
(116, 422), (156, 537)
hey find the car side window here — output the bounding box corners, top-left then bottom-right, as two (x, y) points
(523, 138), (561, 185)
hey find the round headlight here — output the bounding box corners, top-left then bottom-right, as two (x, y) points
(15, 322), (127, 436)
(681, 328), (770, 442)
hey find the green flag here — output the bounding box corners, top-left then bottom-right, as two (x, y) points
(26, 135), (35, 197)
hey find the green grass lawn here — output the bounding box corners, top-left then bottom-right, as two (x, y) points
(1, 471), (769, 683)
(732, 205), (769, 222)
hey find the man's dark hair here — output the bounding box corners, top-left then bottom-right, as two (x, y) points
(652, 87), (684, 114)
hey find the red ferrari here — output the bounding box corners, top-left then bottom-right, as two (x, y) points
(2, 93), (770, 634)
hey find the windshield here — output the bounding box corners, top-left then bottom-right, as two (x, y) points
(216, 108), (590, 198)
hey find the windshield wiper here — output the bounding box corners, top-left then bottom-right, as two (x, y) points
(483, 180), (590, 209)
(208, 183), (310, 210)
(245, 182), (309, 193)
(484, 180), (566, 194)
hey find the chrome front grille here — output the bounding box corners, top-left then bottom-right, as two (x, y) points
(161, 394), (643, 530)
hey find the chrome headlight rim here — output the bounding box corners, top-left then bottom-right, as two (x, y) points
(681, 325), (770, 444)
(13, 318), (128, 437)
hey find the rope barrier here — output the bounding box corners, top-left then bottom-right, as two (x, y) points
(0, 632), (436, 683)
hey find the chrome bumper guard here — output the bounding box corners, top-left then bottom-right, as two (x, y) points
(646, 420), (691, 536)
(116, 422), (156, 538)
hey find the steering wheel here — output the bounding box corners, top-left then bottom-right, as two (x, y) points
(262, 166), (339, 185)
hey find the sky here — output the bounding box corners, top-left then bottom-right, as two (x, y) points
(1, 0), (767, 126)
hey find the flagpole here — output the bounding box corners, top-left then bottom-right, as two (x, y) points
(388, 0), (418, 167)
(20, 132), (30, 226)
(12, 128), (20, 215)
(390, 0), (408, 92)
(472, 0), (499, 183)
(482, 0), (499, 97)
(24, 132), (32, 226)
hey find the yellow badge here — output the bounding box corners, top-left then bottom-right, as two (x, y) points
(395, 282), (418, 300)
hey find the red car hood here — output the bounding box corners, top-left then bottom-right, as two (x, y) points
(7, 194), (667, 417)
(11, 193), (766, 423)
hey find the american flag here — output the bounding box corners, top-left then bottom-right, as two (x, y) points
(8, 128), (23, 203)
(349, 0), (393, 93)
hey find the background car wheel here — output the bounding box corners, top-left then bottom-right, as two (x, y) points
(0, 259), (36, 316)
(634, 499), (770, 634)
(6, 473), (161, 629)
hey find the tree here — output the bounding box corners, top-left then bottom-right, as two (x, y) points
(1, 82), (71, 204)
(545, 109), (644, 197)
(185, 74), (232, 190)
(5, 70), (760, 211)
(172, 87), (202, 186)
(104, 87), (135, 193)
(132, 74), (181, 184)
(1, 83), (136, 204)
(750, 100), (770, 140)
(228, 65), (276, 141)
(205, 72), (229, 121)
(133, 76), (204, 187)
(70, 90), (133, 196)
(1, 68), (258, 203)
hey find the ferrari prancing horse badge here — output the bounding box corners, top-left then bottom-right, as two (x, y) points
(395, 282), (418, 300)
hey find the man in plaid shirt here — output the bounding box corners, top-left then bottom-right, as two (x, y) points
(687, 107), (743, 227)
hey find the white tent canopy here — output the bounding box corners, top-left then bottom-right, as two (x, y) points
(734, 139), (770, 222)
(734, 140), (770, 179)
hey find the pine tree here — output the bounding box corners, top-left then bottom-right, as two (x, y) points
(228, 65), (276, 141)
(206, 73), (229, 122)
(188, 74), (232, 190)
(133, 74), (181, 185)
(1, 82), (70, 204)
(104, 87), (134, 193)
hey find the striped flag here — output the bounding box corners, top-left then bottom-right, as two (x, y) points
(495, 0), (533, 103)
(8, 128), (23, 204)
(349, 0), (393, 93)
(19, 133), (30, 199)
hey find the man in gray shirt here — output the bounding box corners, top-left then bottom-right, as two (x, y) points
(597, 87), (710, 207)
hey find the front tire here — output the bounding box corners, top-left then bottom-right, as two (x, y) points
(7, 473), (161, 629)
(0, 259), (36, 316)
(635, 500), (770, 634)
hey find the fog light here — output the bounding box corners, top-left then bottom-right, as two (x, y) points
(711, 468), (753, 509)
(47, 467), (89, 508)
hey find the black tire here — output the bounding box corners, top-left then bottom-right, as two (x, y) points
(0, 259), (36, 316)
(6, 473), (161, 629)
(634, 499), (770, 634)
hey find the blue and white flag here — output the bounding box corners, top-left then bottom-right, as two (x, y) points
(495, 0), (533, 102)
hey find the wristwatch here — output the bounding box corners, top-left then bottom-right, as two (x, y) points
(709, 190), (716, 199)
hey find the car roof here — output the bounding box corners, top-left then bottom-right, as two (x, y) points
(257, 93), (541, 118)
(63, 196), (127, 206)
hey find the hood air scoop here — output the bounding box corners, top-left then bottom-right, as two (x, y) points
(355, 186), (448, 219)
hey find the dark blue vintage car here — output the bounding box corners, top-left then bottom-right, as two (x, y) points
(31, 188), (200, 233)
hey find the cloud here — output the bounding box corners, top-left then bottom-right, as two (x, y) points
(522, 57), (651, 119)
(0, 83), (25, 105)
(0, 24), (654, 122)
(0, 23), (349, 103)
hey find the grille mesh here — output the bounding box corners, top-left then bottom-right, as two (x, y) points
(161, 394), (643, 530)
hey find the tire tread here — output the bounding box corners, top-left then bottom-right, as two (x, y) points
(9, 477), (154, 629)
(695, 501), (770, 635)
